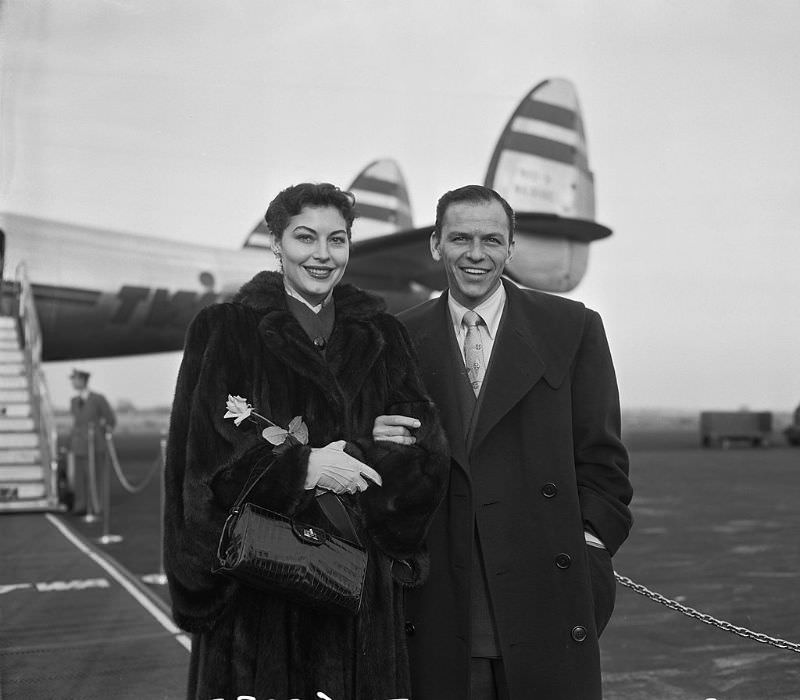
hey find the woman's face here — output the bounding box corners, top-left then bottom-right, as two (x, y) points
(275, 205), (350, 306)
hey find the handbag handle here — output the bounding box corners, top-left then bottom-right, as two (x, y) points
(316, 490), (362, 547)
(228, 450), (363, 547)
(231, 452), (277, 510)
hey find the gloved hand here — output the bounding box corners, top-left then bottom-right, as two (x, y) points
(305, 440), (383, 494)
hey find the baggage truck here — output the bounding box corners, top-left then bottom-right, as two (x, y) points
(700, 411), (772, 448)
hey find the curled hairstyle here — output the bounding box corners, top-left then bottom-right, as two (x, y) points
(265, 183), (357, 240)
(433, 184), (515, 242)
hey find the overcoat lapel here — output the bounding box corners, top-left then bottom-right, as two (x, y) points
(469, 282), (547, 453)
(412, 295), (471, 473)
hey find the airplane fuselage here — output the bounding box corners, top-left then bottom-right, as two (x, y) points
(1, 213), (271, 360)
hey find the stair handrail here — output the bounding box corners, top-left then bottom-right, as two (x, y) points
(15, 261), (59, 506)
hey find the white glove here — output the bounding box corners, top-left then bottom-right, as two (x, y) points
(305, 440), (383, 494)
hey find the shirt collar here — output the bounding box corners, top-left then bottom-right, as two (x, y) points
(284, 280), (333, 314)
(447, 282), (506, 339)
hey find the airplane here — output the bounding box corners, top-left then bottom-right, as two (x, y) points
(0, 77), (611, 363)
(0, 77), (611, 511)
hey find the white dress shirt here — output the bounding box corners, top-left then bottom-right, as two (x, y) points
(447, 283), (506, 367)
(284, 281), (333, 314)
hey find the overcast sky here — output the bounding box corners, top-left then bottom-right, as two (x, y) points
(1, 0), (798, 412)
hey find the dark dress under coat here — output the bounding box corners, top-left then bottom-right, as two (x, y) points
(163, 271), (449, 700)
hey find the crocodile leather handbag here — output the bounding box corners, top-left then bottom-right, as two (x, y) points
(214, 459), (368, 616)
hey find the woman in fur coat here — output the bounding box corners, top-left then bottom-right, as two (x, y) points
(164, 183), (449, 700)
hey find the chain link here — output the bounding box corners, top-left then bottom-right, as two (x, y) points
(614, 572), (800, 653)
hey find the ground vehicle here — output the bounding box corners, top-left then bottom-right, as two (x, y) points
(700, 411), (772, 448)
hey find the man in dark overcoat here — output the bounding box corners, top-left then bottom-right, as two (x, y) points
(68, 368), (116, 514)
(374, 185), (633, 699)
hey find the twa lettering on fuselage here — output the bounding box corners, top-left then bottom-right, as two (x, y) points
(35, 281), (230, 360)
(112, 286), (222, 326)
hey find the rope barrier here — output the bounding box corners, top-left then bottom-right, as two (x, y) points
(614, 572), (800, 654)
(104, 431), (163, 495)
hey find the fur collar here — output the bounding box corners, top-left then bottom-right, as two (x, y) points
(232, 271), (387, 404)
(232, 270), (386, 320)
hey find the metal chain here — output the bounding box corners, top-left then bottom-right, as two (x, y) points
(614, 572), (800, 654)
(104, 432), (163, 494)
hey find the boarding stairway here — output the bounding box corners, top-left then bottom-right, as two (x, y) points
(0, 263), (60, 512)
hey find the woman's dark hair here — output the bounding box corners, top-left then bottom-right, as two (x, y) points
(264, 182), (357, 240)
(433, 184), (515, 242)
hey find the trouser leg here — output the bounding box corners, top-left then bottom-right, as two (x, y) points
(71, 455), (88, 512)
(471, 657), (510, 700)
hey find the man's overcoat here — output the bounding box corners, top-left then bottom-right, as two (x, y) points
(163, 271), (449, 700)
(69, 391), (116, 456)
(402, 280), (633, 699)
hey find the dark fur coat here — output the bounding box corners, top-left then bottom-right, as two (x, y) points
(163, 271), (449, 700)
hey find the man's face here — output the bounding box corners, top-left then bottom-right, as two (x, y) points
(71, 376), (87, 391)
(430, 199), (514, 308)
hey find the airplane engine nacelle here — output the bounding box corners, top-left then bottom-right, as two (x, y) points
(506, 237), (588, 294)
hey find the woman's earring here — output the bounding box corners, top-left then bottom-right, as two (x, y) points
(271, 248), (283, 272)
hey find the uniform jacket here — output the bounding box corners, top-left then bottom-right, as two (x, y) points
(163, 271), (449, 700)
(402, 280), (633, 700)
(69, 391), (116, 456)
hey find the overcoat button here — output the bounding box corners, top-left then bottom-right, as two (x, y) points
(313, 336), (326, 349)
(541, 482), (558, 498)
(555, 553), (571, 569)
(392, 559), (416, 585)
(405, 621), (416, 636)
(571, 625), (587, 642)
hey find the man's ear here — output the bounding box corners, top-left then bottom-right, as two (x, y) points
(506, 239), (516, 264)
(429, 232), (441, 261)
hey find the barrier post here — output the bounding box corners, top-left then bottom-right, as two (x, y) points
(142, 435), (168, 585)
(97, 427), (122, 545)
(82, 423), (100, 523)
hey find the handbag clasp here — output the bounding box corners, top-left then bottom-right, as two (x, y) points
(292, 520), (327, 545)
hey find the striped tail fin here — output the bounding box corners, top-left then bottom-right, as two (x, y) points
(485, 78), (611, 292)
(349, 159), (414, 242)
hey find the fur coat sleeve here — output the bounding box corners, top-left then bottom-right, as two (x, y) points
(351, 315), (450, 565)
(162, 305), (309, 633)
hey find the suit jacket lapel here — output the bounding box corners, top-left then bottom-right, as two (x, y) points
(469, 282), (546, 453)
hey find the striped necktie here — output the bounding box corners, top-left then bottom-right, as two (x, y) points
(462, 310), (486, 396)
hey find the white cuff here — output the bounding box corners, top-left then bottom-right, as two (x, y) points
(584, 531), (606, 549)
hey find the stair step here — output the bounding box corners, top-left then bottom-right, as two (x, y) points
(0, 482), (47, 500)
(0, 403), (32, 417)
(0, 340), (21, 349)
(0, 349), (24, 362)
(0, 465), (45, 481)
(0, 417), (35, 432)
(0, 448), (42, 464)
(0, 390), (32, 403)
(0, 363), (25, 376)
(0, 497), (57, 513)
(0, 317), (17, 329)
(0, 376), (29, 389)
(0, 433), (39, 448)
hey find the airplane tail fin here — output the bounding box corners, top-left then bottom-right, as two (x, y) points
(485, 78), (610, 292)
(243, 218), (271, 250)
(243, 158), (413, 249)
(349, 159), (413, 242)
